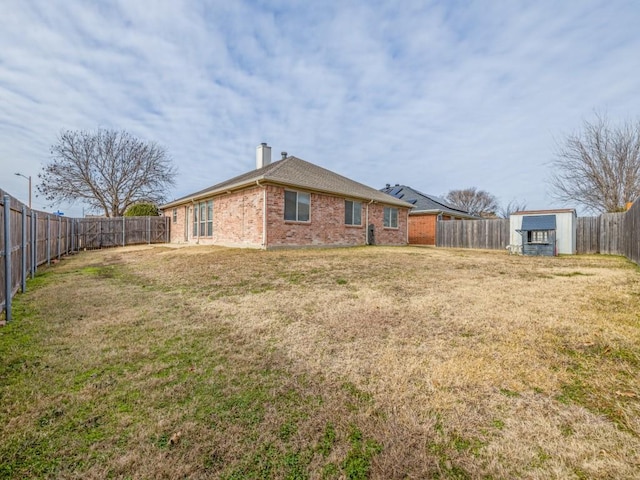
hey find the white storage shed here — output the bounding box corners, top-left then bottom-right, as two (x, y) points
(510, 209), (577, 255)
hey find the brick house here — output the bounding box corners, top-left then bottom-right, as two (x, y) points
(161, 144), (412, 248)
(380, 184), (478, 245)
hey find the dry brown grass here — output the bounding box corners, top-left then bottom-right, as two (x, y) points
(2, 245), (640, 479)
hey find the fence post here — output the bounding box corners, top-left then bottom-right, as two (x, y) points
(46, 215), (51, 266)
(71, 218), (75, 252)
(29, 209), (35, 278)
(21, 205), (27, 293)
(4, 195), (11, 322)
(148, 216), (151, 245)
(57, 215), (61, 260)
(122, 216), (125, 247)
(32, 212), (37, 276)
(166, 216), (170, 243)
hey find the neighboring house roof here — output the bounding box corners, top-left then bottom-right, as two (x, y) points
(162, 156), (413, 209)
(380, 184), (479, 219)
(520, 215), (557, 231)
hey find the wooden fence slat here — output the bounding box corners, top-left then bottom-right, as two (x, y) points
(624, 200), (640, 264)
(576, 216), (600, 254)
(437, 211), (634, 257)
(436, 218), (510, 250)
(1, 188), (171, 320)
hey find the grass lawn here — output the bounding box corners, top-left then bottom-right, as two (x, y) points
(1, 245), (639, 479)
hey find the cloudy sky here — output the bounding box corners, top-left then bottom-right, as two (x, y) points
(1, 0), (639, 216)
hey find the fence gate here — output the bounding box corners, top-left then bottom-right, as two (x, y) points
(151, 218), (169, 243)
(79, 220), (100, 249)
(100, 219), (121, 248)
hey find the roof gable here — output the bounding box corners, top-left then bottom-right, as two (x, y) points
(163, 156), (412, 208)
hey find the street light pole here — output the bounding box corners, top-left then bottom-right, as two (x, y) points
(14, 173), (32, 209)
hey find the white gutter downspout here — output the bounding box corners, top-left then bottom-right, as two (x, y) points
(191, 199), (198, 244)
(366, 199), (374, 245)
(184, 205), (188, 242)
(257, 180), (266, 248)
(406, 208), (409, 244)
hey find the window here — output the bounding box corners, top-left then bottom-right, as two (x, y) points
(284, 190), (310, 222)
(172, 208), (178, 224)
(528, 230), (548, 244)
(193, 200), (213, 237)
(206, 201), (213, 236)
(383, 207), (398, 228)
(199, 202), (206, 236)
(345, 200), (362, 226)
(192, 206), (197, 237)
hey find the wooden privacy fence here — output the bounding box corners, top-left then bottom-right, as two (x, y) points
(576, 213), (626, 255)
(436, 218), (510, 250)
(623, 200), (640, 265)
(76, 216), (169, 249)
(436, 201), (640, 266)
(1, 189), (170, 323)
(1, 192), (73, 324)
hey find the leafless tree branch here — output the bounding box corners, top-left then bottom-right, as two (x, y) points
(498, 199), (528, 219)
(445, 187), (499, 218)
(38, 129), (176, 217)
(549, 113), (640, 213)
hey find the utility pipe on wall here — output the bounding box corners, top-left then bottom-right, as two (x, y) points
(365, 199), (374, 245)
(256, 180), (267, 248)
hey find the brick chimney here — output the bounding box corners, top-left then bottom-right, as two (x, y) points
(256, 143), (271, 169)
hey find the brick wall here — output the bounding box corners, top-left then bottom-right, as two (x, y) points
(164, 205), (188, 243)
(164, 186), (264, 247)
(165, 184), (408, 248)
(409, 214), (437, 245)
(408, 213), (456, 245)
(366, 202), (409, 246)
(209, 186), (264, 247)
(265, 186), (408, 248)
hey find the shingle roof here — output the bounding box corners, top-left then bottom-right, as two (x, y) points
(162, 156), (413, 209)
(520, 215), (557, 231)
(379, 184), (479, 218)
(512, 209), (576, 215)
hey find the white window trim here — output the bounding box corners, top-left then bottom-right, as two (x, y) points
(383, 206), (399, 229)
(345, 199), (363, 226)
(528, 230), (550, 244)
(284, 190), (311, 223)
(193, 199), (214, 238)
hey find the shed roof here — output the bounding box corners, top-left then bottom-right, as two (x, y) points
(512, 209), (576, 215)
(379, 184), (479, 219)
(162, 156), (413, 209)
(520, 215), (556, 231)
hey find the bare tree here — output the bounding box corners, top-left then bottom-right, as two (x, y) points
(38, 129), (176, 217)
(498, 199), (528, 218)
(549, 113), (640, 213)
(445, 187), (499, 218)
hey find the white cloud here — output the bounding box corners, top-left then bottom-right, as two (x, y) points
(1, 0), (639, 216)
